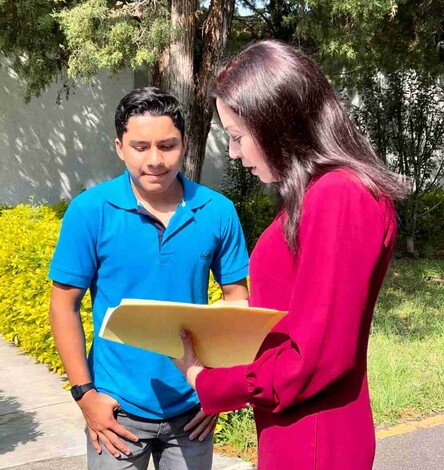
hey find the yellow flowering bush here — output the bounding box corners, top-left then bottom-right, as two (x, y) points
(0, 204), (92, 374)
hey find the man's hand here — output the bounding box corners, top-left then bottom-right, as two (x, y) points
(184, 408), (219, 441)
(173, 329), (204, 389)
(77, 390), (138, 458)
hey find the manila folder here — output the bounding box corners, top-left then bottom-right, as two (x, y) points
(99, 299), (287, 368)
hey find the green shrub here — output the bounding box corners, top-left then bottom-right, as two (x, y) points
(414, 190), (444, 256)
(50, 198), (70, 219)
(221, 157), (277, 252)
(0, 203), (93, 374)
(215, 408), (256, 452)
(397, 190), (444, 257)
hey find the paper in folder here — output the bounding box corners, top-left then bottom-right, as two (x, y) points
(99, 299), (287, 367)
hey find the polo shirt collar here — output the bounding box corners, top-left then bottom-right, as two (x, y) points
(106, 170), (138, 210)
(107, 170), (212, 211)
(178, 172), (212, 211)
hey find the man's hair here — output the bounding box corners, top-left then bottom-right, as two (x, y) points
(115, 87), (186, 141)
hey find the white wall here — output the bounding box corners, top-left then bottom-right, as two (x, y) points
(201, 120), (228, 191)
(0, 58), (133, 204)
(0, 59), (228, 205)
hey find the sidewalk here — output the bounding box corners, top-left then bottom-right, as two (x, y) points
(0, 339), (252, 470)
(374, 416), (444, 469)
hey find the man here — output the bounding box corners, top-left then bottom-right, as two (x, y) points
(49, 87), (249, 470)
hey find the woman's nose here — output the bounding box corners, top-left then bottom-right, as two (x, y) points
(228, 140), (241, 160)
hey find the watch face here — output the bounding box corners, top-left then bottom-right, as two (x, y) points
(71, 386), (82, 400)
(71, 383), (93, 400)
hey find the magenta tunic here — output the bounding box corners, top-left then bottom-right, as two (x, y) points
(196, 170), (397, 469)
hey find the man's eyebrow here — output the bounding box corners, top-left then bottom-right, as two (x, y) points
(157, 137), (180, 144)
(128, 137), (179, 145)
(128, 140), (148, 145)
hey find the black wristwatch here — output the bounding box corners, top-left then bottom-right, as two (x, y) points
(71, 383), (95, 401)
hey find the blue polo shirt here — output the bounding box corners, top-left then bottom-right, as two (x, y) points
(49, 171), (249, 419)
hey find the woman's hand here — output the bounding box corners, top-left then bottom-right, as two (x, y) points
(173, 329), (205, 389)
(184, 408), (219, 441)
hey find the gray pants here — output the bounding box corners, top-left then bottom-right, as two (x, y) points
(86, 405), (213, 470)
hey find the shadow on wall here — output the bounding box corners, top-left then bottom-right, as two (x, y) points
(0, 390), (42, 456)
(0, 57), (131, 205)
(0, 58), (229, 206)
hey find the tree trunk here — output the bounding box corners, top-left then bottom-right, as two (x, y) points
(406, 235), (415, 256)
(404, 195), (418, 256)
(153, 0), (234, 182)
(153, 0), (197, 122)
(184, 0), (235, 182)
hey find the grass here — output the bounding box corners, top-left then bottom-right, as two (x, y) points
(216, 258), (444, 461)
(369, 258), (444, 425)
(214, 409), (257, 462)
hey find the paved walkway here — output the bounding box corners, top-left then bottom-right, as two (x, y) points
(1, 337), (443, 469)
(374, 416), (444, 469)
(0, 339), (252, 470)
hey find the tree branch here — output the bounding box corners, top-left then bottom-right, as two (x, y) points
(418, 197), (444, 218)
(240, 0), (275, 34)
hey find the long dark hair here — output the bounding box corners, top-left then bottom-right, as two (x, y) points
(213, 40), (409, 251)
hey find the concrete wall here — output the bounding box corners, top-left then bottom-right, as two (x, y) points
(200, 120), (228, 191)
(0, 59), (228, 205)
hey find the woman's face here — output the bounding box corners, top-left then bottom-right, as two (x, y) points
(216, 98), (277, 183)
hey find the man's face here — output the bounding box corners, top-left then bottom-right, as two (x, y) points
(115, 114), (187, 199)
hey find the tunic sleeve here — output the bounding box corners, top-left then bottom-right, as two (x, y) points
(196, 174), (390, 414)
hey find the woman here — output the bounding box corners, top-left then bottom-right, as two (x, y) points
(174, 40), (408, 469)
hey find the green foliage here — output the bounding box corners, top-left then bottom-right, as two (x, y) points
(208, 272), (224, 304)
(215, 407), (256, 451)
(0, 204), (12, 215)
(0, 203), (93, 374)
(56, 0), (171, 81)
(398, 190), (444, 257)
(298, 0), (397, 65)
(0, 0), (73, 101)
(373, 260), (444, 338)
(4, 1), (442, 103)
(415, 190), (444, 254)
(221, 157), (277, 251)
(237, 1), (444, 81)
(0, 0), (171, 101)
(50, 199), (70, 219)
(350, 70), (444, 254)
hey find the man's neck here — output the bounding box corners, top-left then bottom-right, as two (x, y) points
(131, 176), (184, 215)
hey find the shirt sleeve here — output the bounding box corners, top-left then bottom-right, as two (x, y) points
(48, 197), (98, 289)
(196, 177), (389, 414)
(211, 201), (249, 285)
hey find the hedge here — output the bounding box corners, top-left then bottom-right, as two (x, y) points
(0, 203), (224, 374)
